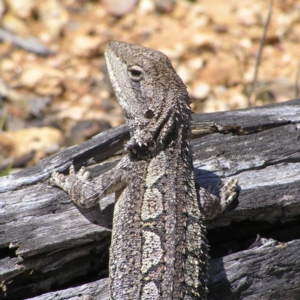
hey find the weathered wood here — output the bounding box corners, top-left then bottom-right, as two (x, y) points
(208, 239), (300, 299)
(28, 278), (109, 300)
(0, 124), (129, 193)
(1, 99), (300, 299)
(27, 239), (300, 300)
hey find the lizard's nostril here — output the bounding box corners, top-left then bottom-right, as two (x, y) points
(144, 109), (154, 119)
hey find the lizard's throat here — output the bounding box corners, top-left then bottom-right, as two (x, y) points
(125, 109), (179, 155)
(126, 119), (153, 151)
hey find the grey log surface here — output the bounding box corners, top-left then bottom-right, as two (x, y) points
(1, 99), (300, 299)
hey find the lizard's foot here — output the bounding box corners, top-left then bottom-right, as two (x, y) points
(199, 178), (238, 220)
(50, 164), (126, 208)
(72, 165), (92, 181)
(50, 165), (92, 193)
(219, 178), (238, 210)
(50, 165), (96, 207)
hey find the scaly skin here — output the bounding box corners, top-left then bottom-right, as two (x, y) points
(50, 41), (238, 300)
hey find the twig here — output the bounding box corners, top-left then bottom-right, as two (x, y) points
(295, 62), (300, 99)
(248, 0), (274, 106)
(0, 107), (7, 131)
(0, 28), (53, 56)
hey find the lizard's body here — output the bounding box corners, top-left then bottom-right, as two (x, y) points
(51, 41), (237, 299)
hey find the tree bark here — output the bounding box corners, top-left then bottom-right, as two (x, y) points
(1, 99), (300, 299)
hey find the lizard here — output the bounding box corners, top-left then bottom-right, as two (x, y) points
(50, 41), (238, 300)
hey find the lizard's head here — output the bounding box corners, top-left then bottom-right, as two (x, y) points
(105, 41), (190, 152)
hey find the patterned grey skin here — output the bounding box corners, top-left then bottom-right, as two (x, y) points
(105, 41), (183, 152)
(50, 41), (238, 300)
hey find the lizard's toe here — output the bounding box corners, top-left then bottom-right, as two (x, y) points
(50, 172), (66, 186)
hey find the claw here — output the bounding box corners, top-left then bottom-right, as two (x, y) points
(50, 171), (66, 187)
(78, 167), (86, 177)
(69, 165), (75, 176)
(51, 171), (58, 177)
(83, 171), (92, 181)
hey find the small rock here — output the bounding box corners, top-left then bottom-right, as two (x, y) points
(276, 11), (299, 29)
(1, 59), (21, 77)
(193, 15), (210, 28)
(71, 35), (102, 57)
(191, 83), (211, 100)
(137, 0), (155, 15)
(198, 53), (240, 85)
(28, 97), (52, 118)
(103, 0), (138, 16)
(158, 43), (185, 60)
(20, 66), (64, 96)
(176, 64), (193, 84)
(203, 98), (230, 113)
(6, 0), (35, 19)
(192, 34), (215, 50)
(153, 0), (176, 13)
(1, 13), (30, 36)
(187, 57), (204, 71)
(213, 24), (228, 33)
(236, 8), (259, 27)
(58, 105), (86, 121)
(229, 93), (248, 109)
(243, 68), (255, 83)
(0, 127), (63, 167)
(37, 0), (69, 39)
(239, 38), (252, 48)
(0, 0), (6, 19)
(0, 77), (9, 98)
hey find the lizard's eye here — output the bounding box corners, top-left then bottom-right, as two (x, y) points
(128, 66), (143, 82)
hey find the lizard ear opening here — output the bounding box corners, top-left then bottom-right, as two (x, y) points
(144, 109), (154, 119)
(128, 66), (143, 82)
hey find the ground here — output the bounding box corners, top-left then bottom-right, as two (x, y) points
(0, 0), (299, 172)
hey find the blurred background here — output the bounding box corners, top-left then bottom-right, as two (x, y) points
(0, 0), (299, 173)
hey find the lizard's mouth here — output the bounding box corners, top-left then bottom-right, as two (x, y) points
(125, 118), (154, 152)
(126, 105), (175, 154)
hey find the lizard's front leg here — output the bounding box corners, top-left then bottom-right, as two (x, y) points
(199, 178), (238, 220)
(50, 165), (127, 208)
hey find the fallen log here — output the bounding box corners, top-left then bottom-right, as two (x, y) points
(28, 239), (300, 300)
(1, 99), (300, 299)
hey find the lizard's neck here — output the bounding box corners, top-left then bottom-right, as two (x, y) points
(128, 93), (192, 159)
